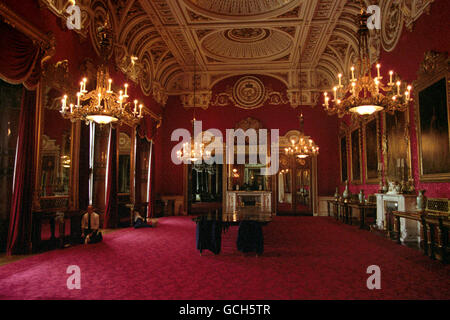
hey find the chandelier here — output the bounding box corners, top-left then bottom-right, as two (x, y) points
(285, 113), (319, 158)
(322, 4), (412, 117)
(60, 66), (144, 125)
(176, 52), (211, 163)
(60, 17), (143, 125)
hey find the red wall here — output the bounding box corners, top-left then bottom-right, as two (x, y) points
(342, 0), (450, 198)
(157, 74), (341, 197)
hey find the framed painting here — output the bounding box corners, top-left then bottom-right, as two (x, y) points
(383, 110), (411, 183)
(339, 134), (348, 183)
(414, 51), (450, 181)
(364, 115), (380, 184)
(350, 126), (362, 184)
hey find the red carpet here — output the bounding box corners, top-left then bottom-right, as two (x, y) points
(0, 216), (449, 300)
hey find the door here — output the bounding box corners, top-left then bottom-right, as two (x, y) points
(277, 155), (313, 216)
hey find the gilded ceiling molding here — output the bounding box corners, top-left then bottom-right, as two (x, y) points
(180, 90), (212, 110)
(182, 0), (302, 21)
(380, 0), (435, 52)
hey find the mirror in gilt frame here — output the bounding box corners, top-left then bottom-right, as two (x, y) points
(37, 60), (75, 210)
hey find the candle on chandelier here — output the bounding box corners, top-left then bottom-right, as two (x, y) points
(98, 93), (102, 107)
(61, 95), (67, 112)
(76, 92), (81, 107)
(338, 73), (342, 87)
(351, 66), (355, 81)
(396, 81), (401, 96)
(376, 64), (381, 78)
(124, 84), (129, 97)
(82, 78), (87, 92)
(108, 79), (112, 93)
(139, 104), (143, 117)
(134, 100), (138, 114)
(333, 86), (337, 99)
(79, 81), (84, 94)
(389, 71), (394, 85)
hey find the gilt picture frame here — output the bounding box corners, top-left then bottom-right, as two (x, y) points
(414, 51), (450, 182)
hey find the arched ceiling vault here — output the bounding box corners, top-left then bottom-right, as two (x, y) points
(39, 0), (435, 107)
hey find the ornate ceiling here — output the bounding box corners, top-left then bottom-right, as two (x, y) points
(39, 0), (435, 108)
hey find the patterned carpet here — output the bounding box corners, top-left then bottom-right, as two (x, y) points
(0, 216), (449, 300)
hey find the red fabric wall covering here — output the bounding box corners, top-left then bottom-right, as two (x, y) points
(158, 75), (341, 197)
(341, 0), (450, 198)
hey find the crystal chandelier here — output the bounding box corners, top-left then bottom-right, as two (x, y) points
(176, 52), (211, 163)
(322, 4), (412, 117)
(60, 66), (144, 125)
(176, 119), (211, 162)
(60, 17), (144, 125)
(285, 113), (319, 158)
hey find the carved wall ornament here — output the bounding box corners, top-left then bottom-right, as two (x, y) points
(233, 76), (266, 109)
(380, 0), (435, 52)
(211, 76), (289, 109)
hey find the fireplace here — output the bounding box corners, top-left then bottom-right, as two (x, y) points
(376, 193), (421, 243)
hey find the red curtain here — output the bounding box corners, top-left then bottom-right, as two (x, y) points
(137, 115), (157, 141)
(0, 20), (43, 255)
(0, 22), (42, 90)
(104, 126), (118, 228)
(6, 89), (36, 255)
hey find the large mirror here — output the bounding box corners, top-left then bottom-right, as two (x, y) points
(38, 61), (74, 210)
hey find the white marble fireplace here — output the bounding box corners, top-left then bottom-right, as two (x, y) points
(375, 193), (421, 243)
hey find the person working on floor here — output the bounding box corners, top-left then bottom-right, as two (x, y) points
(81, 205), (103, 244)
(133, 211), (152, 229)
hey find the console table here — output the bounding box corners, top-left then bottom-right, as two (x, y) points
(348, 202), (377, 229)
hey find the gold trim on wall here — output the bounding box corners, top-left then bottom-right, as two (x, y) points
(414, 51), (450, 182)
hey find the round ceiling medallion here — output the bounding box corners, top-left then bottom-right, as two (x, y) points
(184, 0), (299, 20)
(202, 28), (292, 61)
(233, 76), (266, 109)
(226, 28), (270, 43)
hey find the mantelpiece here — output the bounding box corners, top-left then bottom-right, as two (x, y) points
(375, 193), (420, 243)
(226, 191), (272, 214)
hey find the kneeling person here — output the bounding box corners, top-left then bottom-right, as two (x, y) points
(81, 205), (103, 244)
